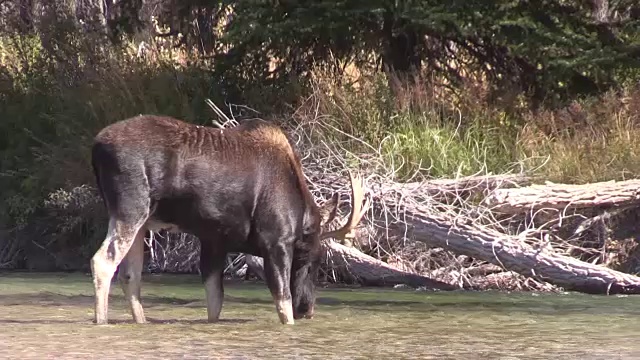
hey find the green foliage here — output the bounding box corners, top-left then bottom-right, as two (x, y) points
(302, 71), (523, 180)
(147, 0), (640, 107)
(0, 20), (223, 250)
(380, 118), (518, 180)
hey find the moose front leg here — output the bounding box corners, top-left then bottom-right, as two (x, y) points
(263, 243), (295, 325)
(200, 241), (226, 322)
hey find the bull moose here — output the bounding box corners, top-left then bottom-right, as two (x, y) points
(90, 114), (368, 325)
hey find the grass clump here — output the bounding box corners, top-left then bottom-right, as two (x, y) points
(296, 70), (524, 180)
(297, 67), (640, 184)
(518, 87), (640, 183)
(379, 111), (520, 180)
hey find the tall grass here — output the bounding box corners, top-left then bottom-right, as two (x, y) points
(294, 70), (525, 180)
(296, 67), (640, 183)
(518, 87), (640, 183)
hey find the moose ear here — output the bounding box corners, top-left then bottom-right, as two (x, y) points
(318, 193), (340, 226)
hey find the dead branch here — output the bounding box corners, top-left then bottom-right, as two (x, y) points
(227, 242), (455, 290)
(0, 231), (20, 269)
(380, 173), (533, 202)
(484, 179), (640, 214)
(400, 210), (640, 294)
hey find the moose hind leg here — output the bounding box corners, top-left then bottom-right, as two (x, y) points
(200, 240), (226, 322)
(117, 226), (147, 324)
(263, 243), (295, 325)
(91, 217), (146, 325)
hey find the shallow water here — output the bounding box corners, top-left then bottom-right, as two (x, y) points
(0, 272), (638, 359)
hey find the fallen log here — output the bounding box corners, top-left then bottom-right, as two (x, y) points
(241, 244), (456, 290)
(483, 179), (640, 214)
(307, 173), (640, 294)
(244, 254), (265, 280)
(404, 210), (640, 295)
(395, 173), (531, 195)
(353, 173), (532, 203)
(322, 240), (457, 290)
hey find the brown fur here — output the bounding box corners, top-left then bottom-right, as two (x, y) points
(90, 114), (324, 325)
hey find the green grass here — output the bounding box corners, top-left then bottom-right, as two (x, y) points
(305, 71), (640, 183)
(378, 114), (519, 179)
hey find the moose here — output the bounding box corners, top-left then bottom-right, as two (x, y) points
(90, 114), (368, 325)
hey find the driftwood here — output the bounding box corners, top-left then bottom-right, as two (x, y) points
(484, 179), (640, 214)
(385, 173), (532, 200)
(322, 240), (456, 289)
(238, 174), (640, 294)
(360, 174), (640, 295)
(316, 173), (532, 204)
(243, 243), (456, 290)
(244, 254), (265, 280)
(402, 210), (640, 295)
(312, 172), (640, 295)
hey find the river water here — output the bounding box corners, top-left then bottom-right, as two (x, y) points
(0, 272), (638, 359)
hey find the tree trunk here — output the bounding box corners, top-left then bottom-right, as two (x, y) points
(402, 211), (640, 294)
(194, 7), (214, 55)
(591, 0), (610, 23)
(381, 10), (421, 76)
(322, 241), (456, 289)
(18, 0), (34, 32)
(483, 179), (640, 215)
(378, 173), (531, 202)
(242, 244), (456, 290)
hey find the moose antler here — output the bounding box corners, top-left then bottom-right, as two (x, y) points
(319, 172), (370, 241)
